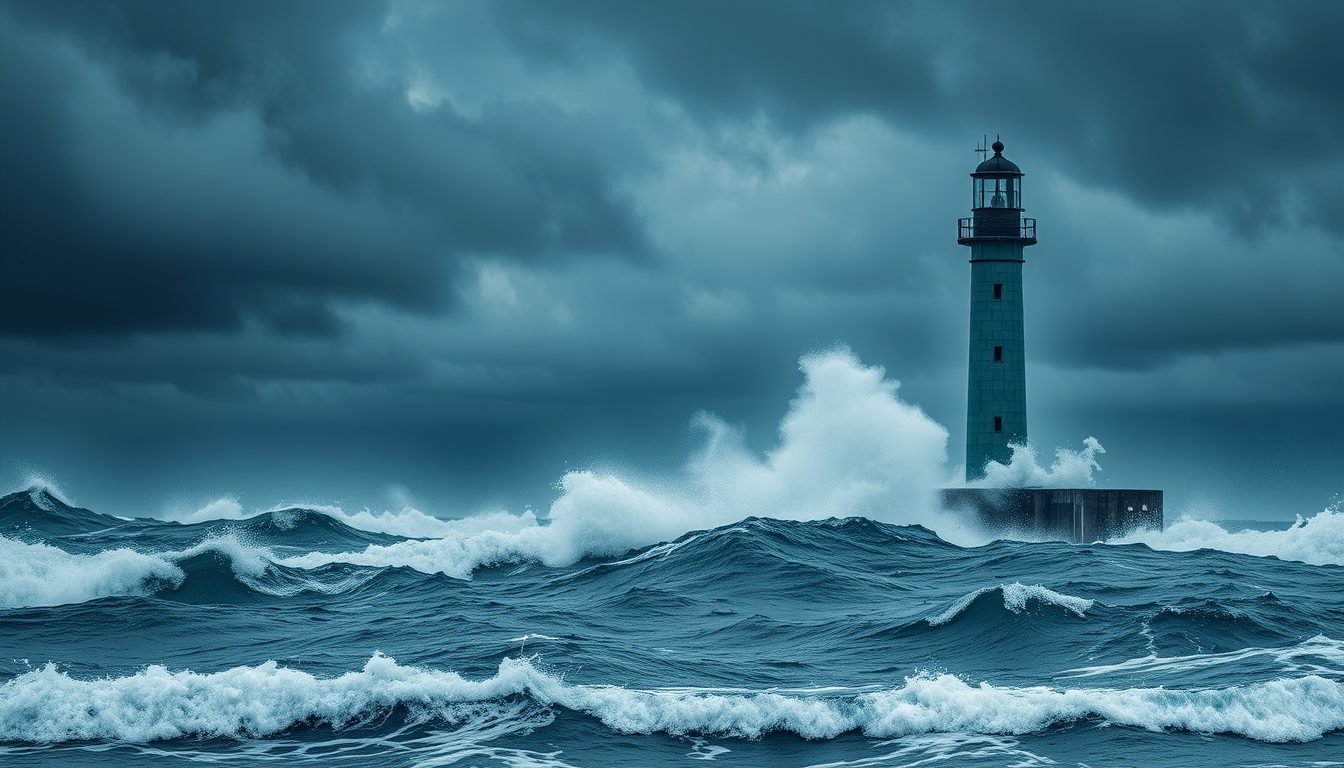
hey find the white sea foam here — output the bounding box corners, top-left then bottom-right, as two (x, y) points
(1115, 506), (1344, 566)
(0, 537), (183, 608)
(2, 654), (1340, 744)
(963, 437), (1105, 489)
(172, 534), (272, 579)
(280, 348), (978, 577)
(927, 582), (1094, 626)
(0, 533), (368, 607)
(165, 535), (381, 597)
(298, 504), (523, 540)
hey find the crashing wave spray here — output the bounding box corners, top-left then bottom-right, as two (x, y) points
(281, 347), (982, 577)
(962, 437), (1106, 488)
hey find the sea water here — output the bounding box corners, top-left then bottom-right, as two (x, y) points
(2, 349), (1341, 766)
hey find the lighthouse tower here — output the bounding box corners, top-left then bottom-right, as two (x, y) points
(942, 138), (1161, 541)
(959, 139), (1036, 480)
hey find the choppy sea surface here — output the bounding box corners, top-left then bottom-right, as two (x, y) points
(2, 486), (1342, 768)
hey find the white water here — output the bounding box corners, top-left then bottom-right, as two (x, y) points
(164, 497), (506, 540)
(280, 348), (976, 577)
(927, 582), (1095, 626)
(0, 532), (375, 608)
(964, 437), (1106, 489)
(0, 537), (183, 608)
(3, 653), (1340, 744)
(1116, 507), (1344, 567)
(7, 348), (1340, 594)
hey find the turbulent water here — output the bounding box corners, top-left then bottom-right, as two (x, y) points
(2, 486), (1342, 767)
(2, 351), (1342, 766)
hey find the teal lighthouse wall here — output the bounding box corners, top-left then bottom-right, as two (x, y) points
(959, 139), (1036, 480)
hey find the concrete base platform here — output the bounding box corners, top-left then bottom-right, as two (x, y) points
(940, 487), (1163, 543)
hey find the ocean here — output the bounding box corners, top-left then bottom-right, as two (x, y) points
(2, 351), (1342, 766)
(1, 486), (1341, 767)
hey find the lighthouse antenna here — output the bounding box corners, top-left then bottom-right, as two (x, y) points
(975, 134), (989, 162)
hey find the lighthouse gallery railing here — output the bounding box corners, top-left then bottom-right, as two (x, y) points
(958, 217), (1036, 240)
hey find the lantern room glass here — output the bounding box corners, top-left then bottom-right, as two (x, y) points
(974, 177), (1020, 209)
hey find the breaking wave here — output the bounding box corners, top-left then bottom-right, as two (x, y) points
(281, 347), (982, 576)
(927, 582), (1095, 626)
(0, 536), (183, 609)
(1117, 506), (1344, 567)
(0, 533), (371, 608)
(3, 654), (1339, 745)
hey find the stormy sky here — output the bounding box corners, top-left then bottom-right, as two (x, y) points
(2, 0), (1340, 520)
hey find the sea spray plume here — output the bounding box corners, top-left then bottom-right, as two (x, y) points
(966, 437), (1106, 488)
(281, 347), (965, 577)
(689, 347), (950, 526)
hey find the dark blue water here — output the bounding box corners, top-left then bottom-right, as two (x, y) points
(2, 487), (1342, 767)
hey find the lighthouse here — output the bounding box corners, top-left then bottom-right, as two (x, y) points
(959, 138), (1035, 480)
(940, 137), (1163, 541)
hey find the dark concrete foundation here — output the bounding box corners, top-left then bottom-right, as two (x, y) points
(940, 487), (1163, 543)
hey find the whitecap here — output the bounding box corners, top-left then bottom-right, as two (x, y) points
(3, 655), (1340, 744)
(927, 582), (1094, 626)
(0, 537), (183, 609)
(1116, 506), (1344, 566)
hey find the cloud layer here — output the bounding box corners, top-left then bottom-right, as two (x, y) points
(1, 0), (1340, 518)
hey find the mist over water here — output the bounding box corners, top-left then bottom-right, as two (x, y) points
(3, 347), (1342, 766)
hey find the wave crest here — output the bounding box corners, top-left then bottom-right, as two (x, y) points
(3, 655), (1339, 744)
(0, 536), (183, 608)
(927, 583), (1095, 626)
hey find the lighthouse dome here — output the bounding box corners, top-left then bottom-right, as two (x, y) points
(974, 140), (1022, 175)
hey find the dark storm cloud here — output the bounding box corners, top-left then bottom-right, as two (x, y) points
(1, 0), (1340, 518)
(0, 0), (648, 339)
(500, 0), (1344, 233)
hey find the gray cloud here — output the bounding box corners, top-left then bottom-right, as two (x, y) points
(0, 0), (650, 339)
(497, 1), (1344, 232)
(1, 0), (1340, 519)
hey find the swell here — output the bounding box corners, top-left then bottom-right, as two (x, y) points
(3, 654), (1340, 744)
(0, 490), (126, 538)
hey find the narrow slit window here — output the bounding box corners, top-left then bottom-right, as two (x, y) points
(993, 283), (1003, 300)
(993, 416), (1003, 432)
(993, 346), (1003, 362)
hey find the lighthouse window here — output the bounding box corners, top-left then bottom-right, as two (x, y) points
(993, 283), (1003, 299)
(974, 177), (1020, 209)
(994, 416), (1003, 432)
(994, 346), (1003, 362)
